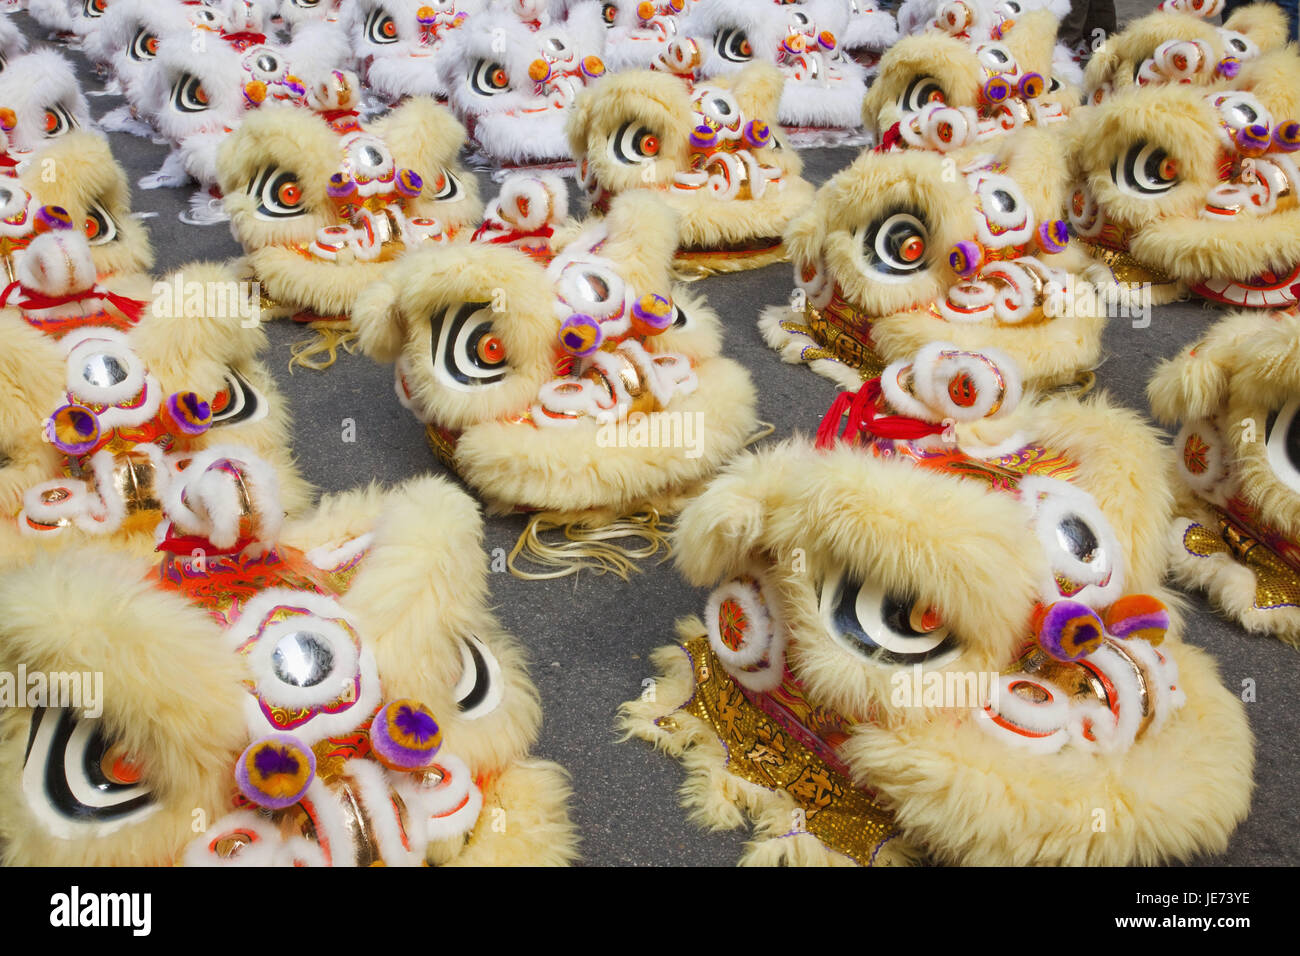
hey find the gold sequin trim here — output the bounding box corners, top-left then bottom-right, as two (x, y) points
(1183, 510), (1300, 610)
(662, 635), (898, 865)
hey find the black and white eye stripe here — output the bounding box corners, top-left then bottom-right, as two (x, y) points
(432, 302), (508, 388)
(22, 708), (155, 835)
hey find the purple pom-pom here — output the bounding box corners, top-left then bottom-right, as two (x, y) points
(948, 240), (982, 279)
(371, 699), (443, 771)
(558, 313), (603, 356)
(1235, 122), (1271, 156)
(1035, 600), (1105, 662)
(982, 76), (1011, 104)
(165, 392), (212, 436)
(48, 404), (100, 456)
(690, 125), (718, 150)
(35, 205), (74, 233)
(395, 168), (423, 198)
(328, 173), (357, 199)
(1037, 219), (1070, 254)
(1273, 120), (1300, 152)
(743, 120), (772, 149)
(235, 734), (315, 810)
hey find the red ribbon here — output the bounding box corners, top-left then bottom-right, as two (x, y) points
(156, 529), (255, 557)
(874, 122), (902, 153)
(0, 281), (148, 323)
(221, 31), (268, 47)
(321, 109), (361, 124)
(815, 378), (945, 450)
(471, 221), (555, 246)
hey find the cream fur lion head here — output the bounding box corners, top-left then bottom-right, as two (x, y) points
(1082, 4), (1288, 105)
(0, 472), (575, 866)
(567, 62), (814, 273)
(14, 132), (154, 281)
(0, 223), (308, 542)
(862, 10), (1075, 142)
(1068, 49), (1300, 309)
(1149, 308), (1300, 645)
(217, 97), (481, 320)
(760, 127), (1103, 389)
(633, 344), (1253, 865)
(353, 181), (757, 516)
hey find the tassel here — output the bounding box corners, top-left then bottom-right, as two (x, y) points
(507, 509), (672, 580)
(289, 323), (360, 371)
(745, 421), (776, 448)
(1051, 369), (1096, 398)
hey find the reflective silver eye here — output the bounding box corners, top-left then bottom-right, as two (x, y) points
(580, 272), (610, 301)
(820, 572), (957, 668)
(271, 631), (335, 688)
(978, 43), (1014, 71)
(1057, 515), (1100, 563)
(83, 354), (129, 387)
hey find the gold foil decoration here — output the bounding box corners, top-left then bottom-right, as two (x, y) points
(663, 635), (898, 866)
(777, 293), (888, 380)
(1183, 513), (1300, 610)
(424, 423), (460, 471)
(112, 451), (164, 531)
(1089, 245), (1176, 288)
(1010, 640), (1154, 739)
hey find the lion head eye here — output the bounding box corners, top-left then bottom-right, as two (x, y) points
(856, 211), (929, 280)
(432, 302), (508, 389)
(820, 572), (957, 668)
(1110, 142), (1178, 197)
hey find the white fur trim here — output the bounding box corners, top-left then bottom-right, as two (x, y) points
(1019, 475), (1127, 608)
